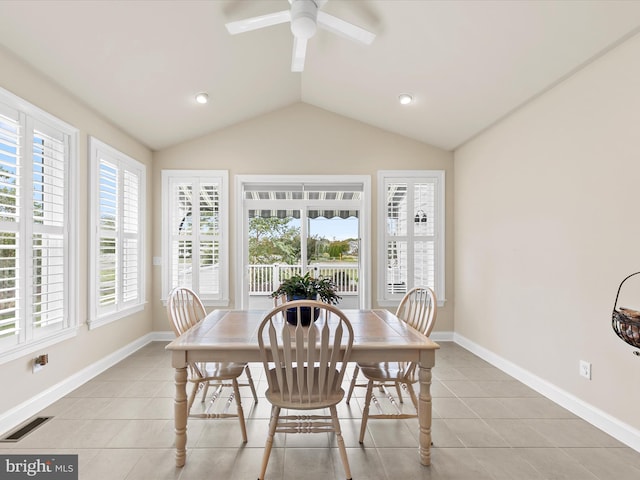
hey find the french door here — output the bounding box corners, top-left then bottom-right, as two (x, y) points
(237, 176), (369, 310)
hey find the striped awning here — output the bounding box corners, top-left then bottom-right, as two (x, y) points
(248, 209), (359, 219)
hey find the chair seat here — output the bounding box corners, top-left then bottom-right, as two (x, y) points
(196, 361), (248, 380)
(265, 367), (345, 408)
(359, 362), (414, 383)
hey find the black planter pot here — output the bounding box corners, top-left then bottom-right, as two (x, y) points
(285, 295), (320, 326)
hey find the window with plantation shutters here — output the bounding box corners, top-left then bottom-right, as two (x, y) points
(89, 138), (146, 328)
(378, 171), (445, 306)
(0, 87), (78, 363)
(162, 170), (228, 305)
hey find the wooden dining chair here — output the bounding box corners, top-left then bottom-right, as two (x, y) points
(257, 300), (354, 480)
(166, 287), (258, 442)
(272, 292), (288, 308)
(346, 286), (437, 444)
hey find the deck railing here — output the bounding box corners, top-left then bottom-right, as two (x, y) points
(248, 264), (359, 295)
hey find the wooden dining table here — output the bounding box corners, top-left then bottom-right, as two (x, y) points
(166, 308), (439, 468)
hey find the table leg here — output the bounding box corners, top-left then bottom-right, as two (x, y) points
(418, 360), (433, 466)
(174, 366), (188, 467)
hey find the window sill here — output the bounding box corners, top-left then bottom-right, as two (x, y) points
(0, 327), (79, 365)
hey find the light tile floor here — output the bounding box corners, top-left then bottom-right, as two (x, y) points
(2, 341), (640, 479)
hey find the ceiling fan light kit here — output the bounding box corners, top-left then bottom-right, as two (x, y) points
(225, 0), (375, 72)
(290, 0), (318, 39)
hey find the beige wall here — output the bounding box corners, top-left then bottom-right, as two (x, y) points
(0, 46), (154, 415)
(454, 32), (640, 432)
(152, 103), (455, 332)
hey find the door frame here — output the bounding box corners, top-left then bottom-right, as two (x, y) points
(235, 174), (371, 310)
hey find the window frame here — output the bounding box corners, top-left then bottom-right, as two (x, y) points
(161, 170), (229, 306)
(88, 137), (146, 329)
(0, 87), (79, 364)
(235, 174), (371, 310)
(377, 170), (445, 307)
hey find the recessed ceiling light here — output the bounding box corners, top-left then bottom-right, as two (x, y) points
(195, 92), (209, 104)
(398, 93), (413, 105)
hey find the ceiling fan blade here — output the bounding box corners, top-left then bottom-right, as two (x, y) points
(291, 36), (307, 72)
(225, 10), (291, 35)
(317, 11), (375, 45)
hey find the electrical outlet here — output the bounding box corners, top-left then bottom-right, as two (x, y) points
(579, 360), (591, 380)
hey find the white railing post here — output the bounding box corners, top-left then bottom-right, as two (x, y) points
(273, 264), (280, 290)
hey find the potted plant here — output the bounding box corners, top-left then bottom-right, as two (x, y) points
(271, 272), (341, 325)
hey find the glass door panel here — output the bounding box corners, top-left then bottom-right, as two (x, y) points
(307, 213), (360, 309)
(247, 211), (302, 310)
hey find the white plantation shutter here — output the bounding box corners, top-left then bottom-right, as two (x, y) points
(89, 138), (145, 326)
(32, 125), (66, 333)
(99, 160), (117, 309)
(171, 182), (193, 290)
(198, 183), (221, 297)
(163, 171), (228, 304)
(122, 169), (139, 303)
(379, 171), (445, 305)
(0, 87), (78, 360)
(0, 106), (20, 342)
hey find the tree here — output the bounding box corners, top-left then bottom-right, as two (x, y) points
(328, 240), (350, 259)
(248, 217), (300, 264)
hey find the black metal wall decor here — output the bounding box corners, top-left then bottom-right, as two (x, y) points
(611, 271), (640, 356)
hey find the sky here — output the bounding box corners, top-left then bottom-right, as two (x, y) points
(309, 217), (358, 241)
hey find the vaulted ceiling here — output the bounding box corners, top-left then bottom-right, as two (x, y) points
(0, 0), (639, 151)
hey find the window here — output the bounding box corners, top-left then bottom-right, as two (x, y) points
(89, 138), (146, 328)
(237, 175), (370, 310)
(0, 87), (78, 362)
(162, 170), (228, 306)
(378, 170), (445, 306)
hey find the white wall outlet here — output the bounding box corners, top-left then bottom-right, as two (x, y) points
(579, 360), (591, 380)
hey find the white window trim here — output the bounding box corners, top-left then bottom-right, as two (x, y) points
(377, 170), (445, 308)
(235, 174), (372, 310)
(88, 137), (146, 329)
(0, 87), (79, 364)
(161, 170), (229, 307)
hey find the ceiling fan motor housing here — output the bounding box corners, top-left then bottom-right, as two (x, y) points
(291, 0), (319, 39)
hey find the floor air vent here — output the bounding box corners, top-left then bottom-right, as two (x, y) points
(1, 416), (52, 442)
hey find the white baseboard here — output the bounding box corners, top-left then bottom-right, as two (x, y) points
(453, 333), (640, 453)
(154, 331), (176, 342)
(0, 332), (170, 437)
(430, 330), (455, 342)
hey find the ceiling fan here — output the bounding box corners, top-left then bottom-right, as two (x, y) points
(225, 0), (375, 72)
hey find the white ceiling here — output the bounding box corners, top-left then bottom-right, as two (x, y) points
(0, 0), (639, 151)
